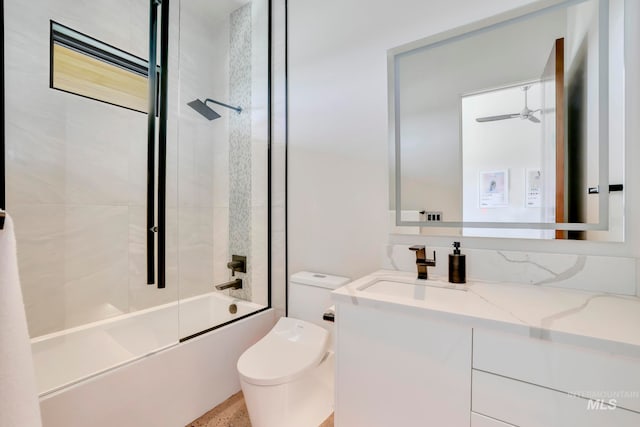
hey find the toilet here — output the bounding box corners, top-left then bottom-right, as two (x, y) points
(237, 271), (350, 427)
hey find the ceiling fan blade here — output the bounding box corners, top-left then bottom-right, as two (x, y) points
(476, 113), (519, 123)
(528, 115), (540, 123)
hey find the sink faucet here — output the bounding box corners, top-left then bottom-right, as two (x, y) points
(409, 245), (436, 280)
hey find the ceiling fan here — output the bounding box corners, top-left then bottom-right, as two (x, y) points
(476, 85), (540, 124)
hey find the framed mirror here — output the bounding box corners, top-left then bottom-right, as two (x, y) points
(389, 0), (625, 240)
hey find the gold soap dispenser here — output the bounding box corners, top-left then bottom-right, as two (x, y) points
(448, 241), (466, 284)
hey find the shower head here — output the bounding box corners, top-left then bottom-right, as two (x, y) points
(187, 98), (242, 121)
(187, 99), (221, 121)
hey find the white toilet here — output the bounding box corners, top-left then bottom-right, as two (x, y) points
(237, 271), (350, 427)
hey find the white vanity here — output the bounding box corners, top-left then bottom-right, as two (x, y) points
(331, 271), (640, 427)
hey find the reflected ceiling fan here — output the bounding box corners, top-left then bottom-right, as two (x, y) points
(476, 85), (540, 123)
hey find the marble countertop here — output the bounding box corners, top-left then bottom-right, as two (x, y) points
(331, 270), (640, 359)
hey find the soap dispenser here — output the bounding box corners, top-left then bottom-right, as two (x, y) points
(448, 241), (466, 284)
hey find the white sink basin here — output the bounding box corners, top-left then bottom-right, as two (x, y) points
(357, 278), (467, 302)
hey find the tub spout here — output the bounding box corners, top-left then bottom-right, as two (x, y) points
(215, 278), (243, 291)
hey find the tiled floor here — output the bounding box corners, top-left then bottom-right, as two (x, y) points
(186, 391), (334, 427)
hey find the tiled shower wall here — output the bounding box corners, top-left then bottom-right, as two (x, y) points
(229, 4), (253, 301)
(5, 0), (157, 337)
(5, 0), (272, 337)
(176, 0), (230, 302)
(227, 1), (270, 306)
(249, 0), (271, 308)
(178, 0), (269, 307)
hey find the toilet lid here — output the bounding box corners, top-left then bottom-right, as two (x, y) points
(237, 317), (329, 386)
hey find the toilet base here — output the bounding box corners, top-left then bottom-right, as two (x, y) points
(241, 351), (334, 427)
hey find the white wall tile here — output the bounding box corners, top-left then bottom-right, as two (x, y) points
(251, 141), (268, 207)
(127, 114), (149, 208)
(178, 207), (215, 299)
(177, 120), (207, 208)
(5, 85), (66, 206)
(5, 0), (159, 335)
(51, 0), (133, 54)
(128, 206), (179, 311)
(251, 206), (269, 306)
(212, 124), (230, 208)
(126, 0), (152, 60)
(165, 207), (180, 294)
(212, 207), (230, 285)
(64, 98), (133, 206)
(63, 206), (129, 327)
(11, 204), (66, 337)
(5, 118), (66, 206)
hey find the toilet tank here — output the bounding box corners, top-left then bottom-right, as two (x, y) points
(288, 271), (350, 330)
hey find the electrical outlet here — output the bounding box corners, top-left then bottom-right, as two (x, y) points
(422, 211), (442, 222)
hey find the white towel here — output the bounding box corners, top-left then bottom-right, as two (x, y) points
(0, 214), (42, 427)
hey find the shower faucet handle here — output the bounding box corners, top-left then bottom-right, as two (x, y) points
(227, 255), (247, 276)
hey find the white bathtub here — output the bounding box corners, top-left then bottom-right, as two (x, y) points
(32, 291), (265, 395)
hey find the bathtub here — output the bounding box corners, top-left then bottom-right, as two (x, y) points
(32, 291), (266, 396)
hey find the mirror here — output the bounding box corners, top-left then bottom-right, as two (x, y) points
(389, 0), (625, 240)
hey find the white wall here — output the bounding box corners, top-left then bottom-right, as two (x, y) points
(288, 0), (543, 280)
(288, 0), (640, 294)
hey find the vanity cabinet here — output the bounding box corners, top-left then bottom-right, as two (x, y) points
(332, 271), (640, 427)
(470, 413), (515, 427)
(472, 329), (640, 427)
(334, 304), (640, 427)
(334, 303), (472, 427)
(472, 370), (639, 427)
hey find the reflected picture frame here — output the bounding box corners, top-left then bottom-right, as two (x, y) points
(479, 169), (508, 208)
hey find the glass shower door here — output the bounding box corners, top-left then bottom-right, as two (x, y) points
(175, 0), (270, 340)
(4, 0), (179, 395)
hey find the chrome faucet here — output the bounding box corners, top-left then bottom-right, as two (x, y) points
(409, 245), (436, 280)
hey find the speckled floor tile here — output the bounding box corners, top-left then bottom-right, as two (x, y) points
(186, 392), (249, 427)
(319, 413), (334, 427)
(187, 391), (334, 427)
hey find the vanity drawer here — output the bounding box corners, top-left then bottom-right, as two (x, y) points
(473, 328), (640, 412)
(471, 412), (515, 427)
(472, 370), (640, 427)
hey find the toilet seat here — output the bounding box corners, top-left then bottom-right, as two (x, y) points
(237, 317), (329, 386)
